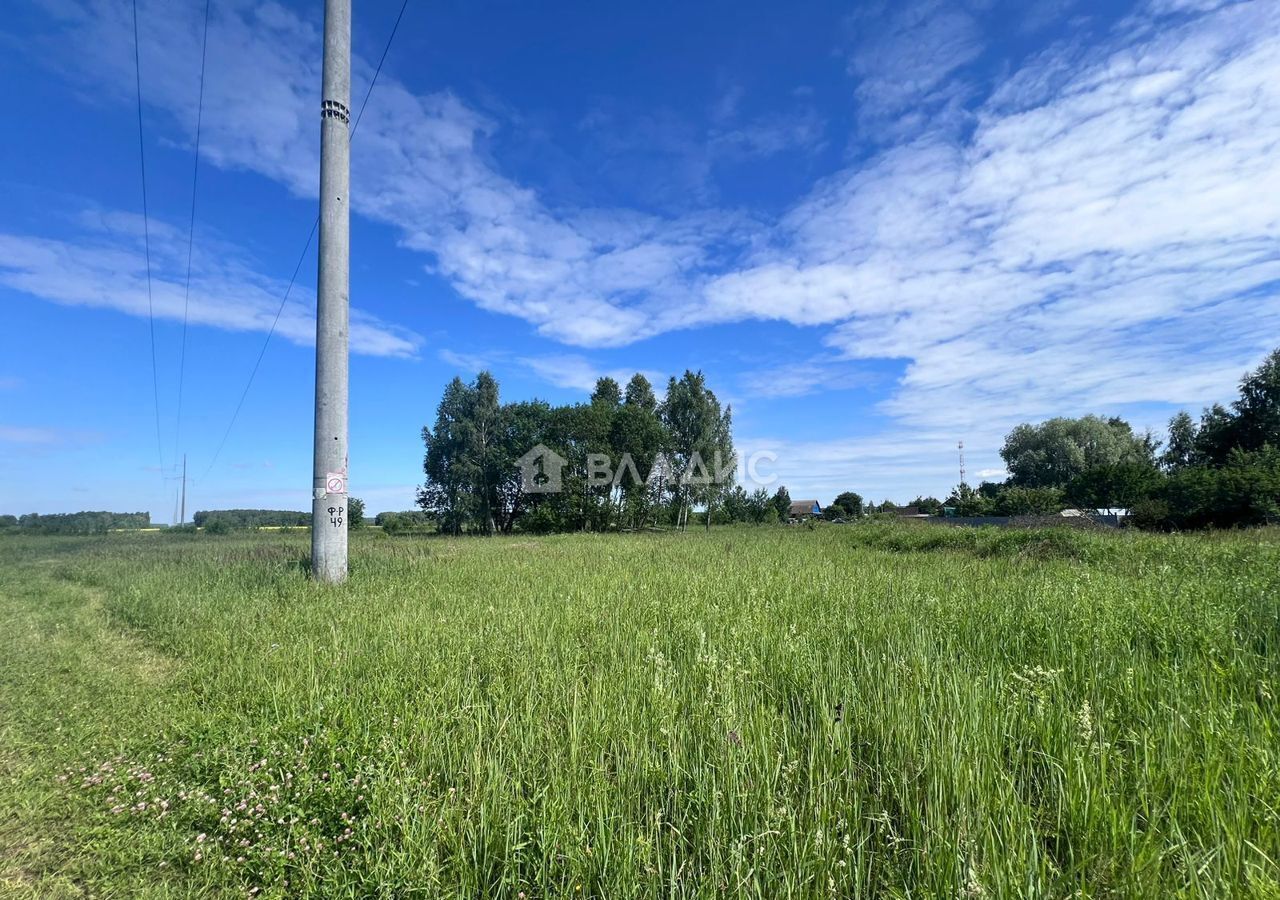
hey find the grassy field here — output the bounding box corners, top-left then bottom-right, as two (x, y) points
(1, 525), (1277, 898)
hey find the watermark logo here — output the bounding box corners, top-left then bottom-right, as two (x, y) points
(516, 443), (568, 493)
(513, 447), (779, 493)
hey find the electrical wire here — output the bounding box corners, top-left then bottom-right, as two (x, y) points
(132, 0), (166, 478)
(173, 0), (213, 463)
(200, 0), (412, 482)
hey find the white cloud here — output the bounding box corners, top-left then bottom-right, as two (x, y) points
(517, 354), (660, 394)
(21, 0), (1280, 479)
(735, 429), (989, 502)
(436, 349), (494, 374)
(843, 0), (985, 135)
(0, 426), (60, 445)
(32, 0), (755, 350)
(0, 424), (102, 447)
(706, 0), (1280, 435)
(437, 348), (664, 397)
(0, 213), (420, 358)
(708, 109), (827, 160)
(738, 357), (876, 399)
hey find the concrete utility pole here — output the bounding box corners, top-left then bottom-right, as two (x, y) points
(180, 453), (187, 526)
(311, 0), (351, 582)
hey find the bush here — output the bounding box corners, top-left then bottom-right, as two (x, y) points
(376, 511), (432, 534)
(1162, 450), (1280, 529)
(1128, 499), (1172, 531)
(991, 485), (1065, 516)
(518, 504), (562, 535)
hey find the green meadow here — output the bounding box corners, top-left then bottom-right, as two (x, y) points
(1, 525), (1277, 897)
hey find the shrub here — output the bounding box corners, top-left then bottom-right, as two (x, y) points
(1162, 450), (1280, 529)
(1128, 499), (1172, 531)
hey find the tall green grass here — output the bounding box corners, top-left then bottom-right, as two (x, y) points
(1, 525), (1277, 897)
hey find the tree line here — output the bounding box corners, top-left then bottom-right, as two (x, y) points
(419, 370), (734, 534)
(845, 349), (1280, 529)
(193, 509), (311, 529)
(192, 501), (366, 531)
(0, 511), (151, 534)
(8, 351), (1274, 538)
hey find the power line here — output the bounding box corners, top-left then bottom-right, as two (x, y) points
(201, 218), (317, 482)
(351, 0), (410, 137)
(132, 0), (166, 477)
(174, 0), (213, 463)
(199, 0), (411, 483)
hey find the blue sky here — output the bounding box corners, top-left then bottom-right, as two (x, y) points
(2, 0), (1278, 520)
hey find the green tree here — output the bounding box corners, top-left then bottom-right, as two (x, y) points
(376, 510), (431, 533)
(1192, 349), (1280, 465)
(772, 485), (791, 521)
(192, 510), (307, 529)
(1001, 415), (1158, 488)
(580, 378), (623, 530)
(624, 373), (658, 411)
(1193, 403), (1238, 467)
(1162, 411), (1199, 472)
(545, 402), (595, 532)
(909, 495), (944, 516)
(989, 485), (1065, 516)
(827, 491), (864, 518)
(1230, 348), (1280, 453)
(420, 371), (511, 535)
(420, 376), (474, 534)
(611, 375), (668, 529)
(1162, 448), (1280, 529)
(12, 511), (151, 533)
(747, 488), (778, 524)
(1066, 463), (1162, 514)
(419, 368), (733, 535)
(591, 376), (622, 408)
(661, 371), (734, 531)
(496, 399), (552, 533)
(720, 486), (749, 524)
(1127, 498), (1173, 531)
(945, 484), (994, 517)
(977, 481), (1004, 500)
(465, 371), (505, 535)
(347, 497), (365, 528)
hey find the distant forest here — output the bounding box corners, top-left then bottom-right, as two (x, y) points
(0, 511), (150, 534)
(192, 509), (312, 529)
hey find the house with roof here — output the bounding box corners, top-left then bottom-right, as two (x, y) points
(788, 499), (821, 521)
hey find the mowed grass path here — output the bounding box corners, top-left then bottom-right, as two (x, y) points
(1, 526), (1277, 897)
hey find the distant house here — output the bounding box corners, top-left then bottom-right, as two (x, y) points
(789, 499), (822, 520)
(893, 506), (931, 518)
